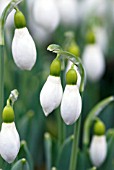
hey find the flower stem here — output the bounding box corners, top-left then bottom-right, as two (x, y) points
(69, 116), (81, 170)
(0, 45), (4, 124)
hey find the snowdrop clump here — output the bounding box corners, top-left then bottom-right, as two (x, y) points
(32, 0), (60, 33)
(82, 32), (105, 82)
(12, 10), (37, 70)
(40, 57), (82, 125)
(40, 59), (63, 116)
(61, 68), (82, 125)
(90, 120), (107, 167)
(0, 104), (20, 163)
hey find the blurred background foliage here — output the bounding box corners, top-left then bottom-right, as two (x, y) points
(1, 0), (114, 169)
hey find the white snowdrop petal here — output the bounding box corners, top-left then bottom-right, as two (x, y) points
(82, 44), (105, 81)
(0, 122), (20, 163)
(90, 135), (107, 167)
(61, 85), (82, 125)
(12, 27), (37, 70)
(65, 61), (81, 88)
(40, 75), (63, 116)
(33, 0), (60, 32)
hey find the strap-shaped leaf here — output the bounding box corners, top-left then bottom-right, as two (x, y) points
(11, 158), (30, 170)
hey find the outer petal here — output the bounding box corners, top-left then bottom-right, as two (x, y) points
(65, 61), (81, 88)
(40, 75), (63, 116)
(82, 44), (105, 81)
(12, 27), (37, 70)
(0, 122), (20, 163)
(89, 135), (107, 167)
(33, 0), (60, 32)
(61, 85), (82, 125)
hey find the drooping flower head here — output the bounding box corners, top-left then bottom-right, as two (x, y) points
(89, 120), (107, 167)
(12, 9), (37, 70)
(0, 104), (20, 163)
(40, 59), (63, 116)
(61, 68), (82, 125)
(82, 31), (105, 82)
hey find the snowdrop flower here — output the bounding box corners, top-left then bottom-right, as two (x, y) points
(90, 121), (107, 167)
(82, 42), (105, 82)
(61, 68), (82, 125)
(40, 59), (63, 116)
(57, 0), (78, 27)
(12, 10), (37, 70)
(93, 26), (108, 53)
(32, 0), (60, 33)
(0, 105), (20, 163)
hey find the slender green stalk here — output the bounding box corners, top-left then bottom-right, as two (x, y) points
(57, 110), (65, 147)
(0, 46), (4, 123)
(69, 116), (81, 170)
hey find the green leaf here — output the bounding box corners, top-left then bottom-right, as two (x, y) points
(11, 158), (30, 170)
(56, 135), (73, 170)
(44, 133), (52, 170)
(18, 141), (33, 170)
(83, 96), (114, 147)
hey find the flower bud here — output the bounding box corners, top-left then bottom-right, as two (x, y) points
(82, 44), (105, 81)
(66, 68), (77, 85)
(14, 10), (26, 29)
(50, 59), (61, 76)
(12, 27), (37, 70)
(61, 85), (82, 125)
(94, 120), (105, 136)
(2, 105), (15, 123)
(40, 75), (63, 116)
(0, 122), (20, 163)
(89, 135), (107, 167)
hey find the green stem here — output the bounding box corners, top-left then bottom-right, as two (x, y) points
(57, 111), (65, 147)
(69, 116), (81, 170)
(0, 46), (4, 124)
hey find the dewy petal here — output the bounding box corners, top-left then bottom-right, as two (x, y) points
(89, 135), (107, 167)
(12, 27), (37, 70)
(40, 75), (63, 116)
(61, 85), (82, 125)
(0, 122), (20, 163)
(82, 44), (105, 81)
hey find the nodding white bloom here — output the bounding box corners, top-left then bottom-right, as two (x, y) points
(32, 0), (60, 33)
(57, 0), (78, 27)
(12, 27), (37, 70)
(90, 135), (107, 167)
(93, 26), (108, 53)
(65, 61), (81, 88)
(0, 122), (20, 163)
(40, 75), (63, 116)
(82, 44), (105, 82)
(61, 85), (82, 125)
